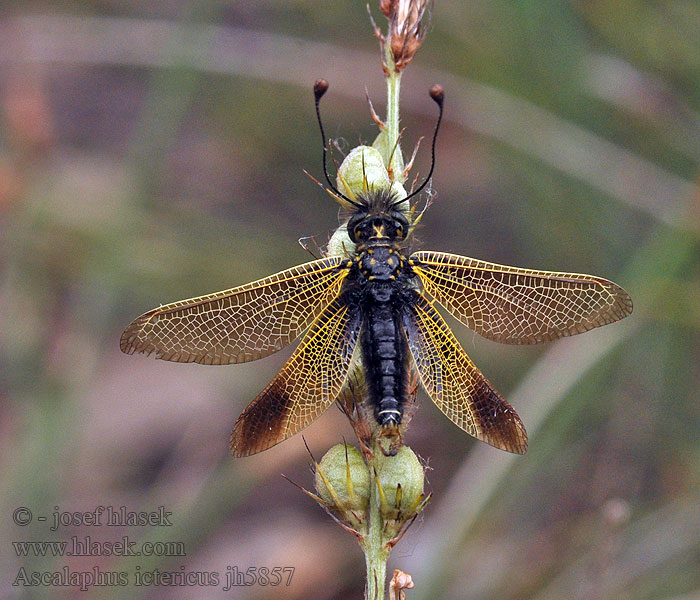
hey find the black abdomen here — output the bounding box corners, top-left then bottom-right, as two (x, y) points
(361, 283), (408, 427)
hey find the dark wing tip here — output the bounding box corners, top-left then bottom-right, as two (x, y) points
(230, 419), (282, 457)
(483, 418), (528, 454)
(230, 418), (253, 457)
(229, 381), (292, 457)
(479, 406), (528, 454)
(473, 379), (529, 454)
(230, 412), (258, 457)
(230, 426), (250, 457)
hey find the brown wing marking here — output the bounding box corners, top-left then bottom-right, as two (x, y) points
(120, 257), (347, 365)
(403, 292), (527, 454)
(230, 298), (361, 457)
(410, 251), (632, 345)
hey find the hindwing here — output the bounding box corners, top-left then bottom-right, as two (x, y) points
(230, 297), (361, 456)
(403, 292), (528, 454)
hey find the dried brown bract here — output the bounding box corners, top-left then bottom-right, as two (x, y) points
(389, 569), (415, 600)
(374, 0), (431, 72)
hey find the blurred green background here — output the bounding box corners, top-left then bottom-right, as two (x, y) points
(1, 1), (699, 599)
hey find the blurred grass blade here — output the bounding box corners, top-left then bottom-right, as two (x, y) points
(533, 494), (700, 600)
(404, 220), (698, 598)
(404, 321), (636, 599)
(2, 14), (696, 230)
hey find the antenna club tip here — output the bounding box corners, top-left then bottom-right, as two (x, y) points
(429, 84), (444, 104)
(314, 79), (329, 99)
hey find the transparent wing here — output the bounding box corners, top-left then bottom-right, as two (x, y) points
(403, 292), (527, 454)
(410, 251), (632, 345)
(230, 298), (361, 457)
(120, 257), (347, 364)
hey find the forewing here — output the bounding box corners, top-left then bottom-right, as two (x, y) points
(120, 257), (347, 364)
(410, 251), (632, 345)
(403, 292), (527, 454)
(230, 297), (361, 457)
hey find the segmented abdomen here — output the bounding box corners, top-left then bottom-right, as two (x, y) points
(361, 295), (408, 426)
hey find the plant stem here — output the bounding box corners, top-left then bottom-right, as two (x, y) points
(363, 456), (390, 600)
(384, 44), (403, 179)
(360, 42), (407, 600)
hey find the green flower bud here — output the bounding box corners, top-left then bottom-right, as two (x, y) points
(314, 443), (370, 514)
(372, 129), (405, 181)
(326, 224), (355, 258)
(337, 146), (388, 194)
(336, 145), (407, 209)
(326, 145), (408, 259)
(375, 445), (424, 516)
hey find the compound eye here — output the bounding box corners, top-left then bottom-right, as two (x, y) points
(394, 220), (407, 239)
(347, 214), (365, 243)
(391, 212), (409, 240)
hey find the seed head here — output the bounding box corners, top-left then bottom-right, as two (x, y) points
(374, 445), (429, 543)
(375, 445), (424, 516)
(377, 0), (431, 72)
(314, 443), (371, 522)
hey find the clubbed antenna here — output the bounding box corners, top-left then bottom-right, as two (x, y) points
(313, 79), (362, 208)
(392, 84), (444, 207)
